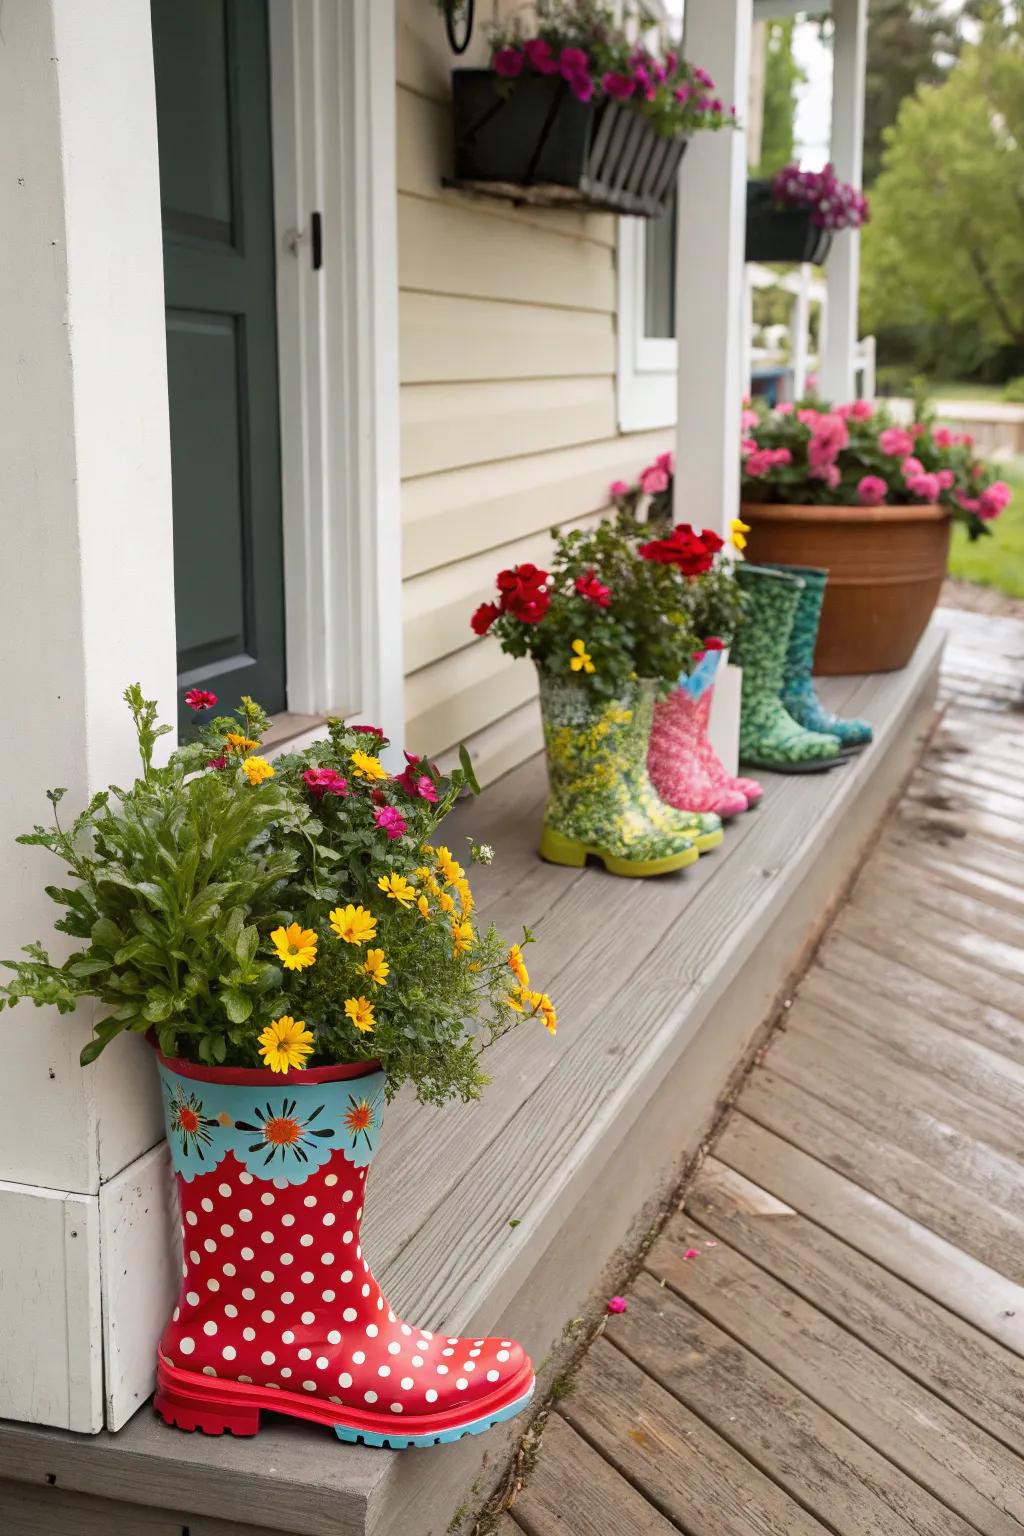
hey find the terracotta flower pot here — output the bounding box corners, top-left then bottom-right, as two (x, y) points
(739, 502), (951, 675)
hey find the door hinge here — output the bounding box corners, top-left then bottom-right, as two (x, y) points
(284, 212), (323, 271)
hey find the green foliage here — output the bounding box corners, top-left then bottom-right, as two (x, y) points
(2, 695), (555, 1105)
(948, 456), (1024, 597)
(861, 9), (1024, 376)
(1003, 376), (1024, 404)
(863, 0), (963, 187)
(753, 20), (805, 178)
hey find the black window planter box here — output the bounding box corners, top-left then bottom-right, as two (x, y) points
(745, 179), (833, 265)
(448, 70), (687, 218)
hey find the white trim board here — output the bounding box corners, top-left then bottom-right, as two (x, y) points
(269, 0), (404, 754)
(617, 216), (678, 431)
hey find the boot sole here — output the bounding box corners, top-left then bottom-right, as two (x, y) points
(154, 1358), (535, 1449)
(539, 826), (699, 877)
(739, 756), (847, 774)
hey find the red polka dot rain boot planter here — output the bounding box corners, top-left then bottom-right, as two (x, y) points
(154, 1052), (534, 1449)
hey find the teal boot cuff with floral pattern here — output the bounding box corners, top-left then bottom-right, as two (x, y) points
(538, 676), (704, 876)
(761, 563), (874, 751)
(731, 565), (844, 773)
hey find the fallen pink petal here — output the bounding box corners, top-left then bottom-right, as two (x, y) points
(606, 1296), (628, 1314)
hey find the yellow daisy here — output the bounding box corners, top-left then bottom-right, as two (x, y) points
(507, 943), (530, 989)
(225, 732), (260, 755)
(360, 948), (389, 988)
(570, 638), (595, 674)
(416, 893), (432, 921)
(344, 995), (376, 1034)
(730, 517), (750, 552)
(436, 846), (464, 886)
(377, 873), (417, 908)
(451, 920), (474, 957)
(438, 891), (456, 916)
(350, 750), (388, 782)
(241, 755), (275, 786)
(258, 1016), (314, 1074)
(270, 923), (318, 971)
(329, 904), (377, 946)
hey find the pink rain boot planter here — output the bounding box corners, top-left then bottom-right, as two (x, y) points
(154, 1050), (534, 1448)
(649, 649), (763, 817)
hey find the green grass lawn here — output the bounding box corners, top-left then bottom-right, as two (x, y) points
(947, 458), (1024, 598)
(928, 380), (1009, 404)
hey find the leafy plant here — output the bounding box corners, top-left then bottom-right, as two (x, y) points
(2, 691), (555, 1105)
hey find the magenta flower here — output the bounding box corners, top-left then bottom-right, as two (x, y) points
(395, 751), (440, 803)
(906, 472), (941, 501)
(673, 84), (691, 105)
(932, 426), (955, 448)
(303, 767), (349, 799)
(609, 479), (631, 497)
(979, 480), (1011, 519)
(185, 688), (218, 711)
(900, 456), (925, 480)
(740, 436), (757, 457)
(523, 37), (558, 75)
(639, 464), (669, 495)
(350, 723), (384, 736)
(810, 413), (849, 459)
(797, 407), (820, 427)
(493, 47), (524, 78)
(857, 475), (888, 506)
(374, 805), (408, 841)
(603, 71), (636, 101)
(809, 461), (841, 489)
(879, 427), (914, 458)
(850, 399), (874, 420)
(936, 469), (955, 490)
(570, 72), (595, 102)
(606, 1296), (628, 1314)
(559, 46), (589, 78)
(656, 451), (675, 475)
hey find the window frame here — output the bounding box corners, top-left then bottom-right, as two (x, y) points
(616, 215), (679, 432)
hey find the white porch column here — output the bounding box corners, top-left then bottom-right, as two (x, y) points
(791, 264), (812, 399)
(0, 0), (176, 1432)
(674, 0), (753, 537)
(819, 0), (868, 401)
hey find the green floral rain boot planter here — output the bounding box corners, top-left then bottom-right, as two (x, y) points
(762, 563), (873, 752)
(731, 565), (844, 773)
(538, 676), (721, 877)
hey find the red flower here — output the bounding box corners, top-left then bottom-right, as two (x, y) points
(395, 751), (440, 804)
(370, 788), (387, 806)
(471, 601), (500, 636)
(374, 805), (408, 841)
(350, 723), (383, 735)
(303, 767), (349, 799)
(496, 563), (550, 624)
(639, 523), (721, 576)
(575, 570), (612, 607)
(185, 689), (218, 711)
(207, 755), (228, 771)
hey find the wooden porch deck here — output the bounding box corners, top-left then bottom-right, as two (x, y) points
(506, 608), (1024, 1536)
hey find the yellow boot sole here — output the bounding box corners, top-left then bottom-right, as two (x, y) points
(694, 828), (725, 854)
(539, 826), (699, 878)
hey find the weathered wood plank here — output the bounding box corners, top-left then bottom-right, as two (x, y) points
(873, 834), (1024, 920)
(814, 930), (1024, 1065)
(0, 1479), (279, 1536)
(903, 780), (1024, 855)
(737, 1066), (1024, 1282)
(774, 1000), (1024, 1170)
(832, 901), (1024, 1018)
(797, 969), (1024, 1120)
(714, 1117), (1024, 1354)
(563, 1339), (831, 1536)
(854, 856), (1024, 949)
(512, 1412), (676, 1536)
(608, 1273), (978, 1536)
(844, 870), (1024, 984)
(649, 1205), (1024, 1532)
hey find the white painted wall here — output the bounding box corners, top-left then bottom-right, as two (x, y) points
(0, 0), (175, 1431)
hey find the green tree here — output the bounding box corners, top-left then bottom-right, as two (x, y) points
(863, 0), (962, 185)
(754, 20), (805, 178)
(861, 8), (1024, 369)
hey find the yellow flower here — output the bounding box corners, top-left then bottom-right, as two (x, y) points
(270, 923), (318, 971)
(377, 873), (417, 908)
(570, 638), (595, 674)
(454, 876), (474, 917)
(344, 995), (375, 1034)
(329, 904), (377, 946)
(438, 891), (456, 916)
(730, 517), (750, 553)
(258, 1016), (314, 1074)
(416, 893), (432, 921)
(507, 988), (525, 1012)
(360, 948), (389, 988)
(350, 750), (388, 782)
(507, 943), (530, 989)
(225, 732), (260, 755)
(436, 846), (464, 886)
(519, 986), (558, 1036)
(241, 755), (275, 786)
(451, 920), (474, 956)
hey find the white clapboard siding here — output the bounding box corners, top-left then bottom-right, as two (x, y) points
(406, 642), (538, 754)
(401, 429), (669, 579)
(401, 376), (617, 479)
(434, 697), (546, 789)
(399, 196), (616, 312)
(0, 1182), (102, 1432)
(401, 292), (616, 384)
(403, 512), (602, 672)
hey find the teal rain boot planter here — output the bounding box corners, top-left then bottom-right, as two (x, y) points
(731, 565), (844, 774)
(764, 563), (873, 753)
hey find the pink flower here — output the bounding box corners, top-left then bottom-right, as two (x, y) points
(683, 1248), (701, 1260)
(575, 570), (612, 607)
(673, 84), (691, 105)
(609, 479), (631, 498)
(523, 38), (558, 75)
(810, 413), (849, 459)
(931, 426), (954, 448)
(900, 457), (924, 480)
(207, 754), (228, 771)
(879, 427), (914, 458)
(798, 408), (820, 427)
(810, 462), (841, 488)
(740, 409), (759, 431)
(350, 723), (384, 736)
(606, 1296), (628, 1314)
(395, 751), (440, 803)
(957, 492), (982, 515)
(639, 464), (670, 495)
(656, 450), (675, 475)
(185, 688), (218, 711)
(559, 46), (590, 78)
(745, 447), (791, 477)
(740, 437), (757, 457)
(936, 469), (955, 490)
(303, 767), (349, 799)
(857, 475), (888, 506)
(603, 72), (637, 101)
(374, 805), (408, 841)
(493, 47), (524, 78)
(906, 472), (940, 501)
(955, 432), (975, 448)
(833, 403), (854, 419)
(850, 399), (874, 420)
(979, 480), (1011, 519)
(570, 73), (595, 102)
(775, 401), (795, 415)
